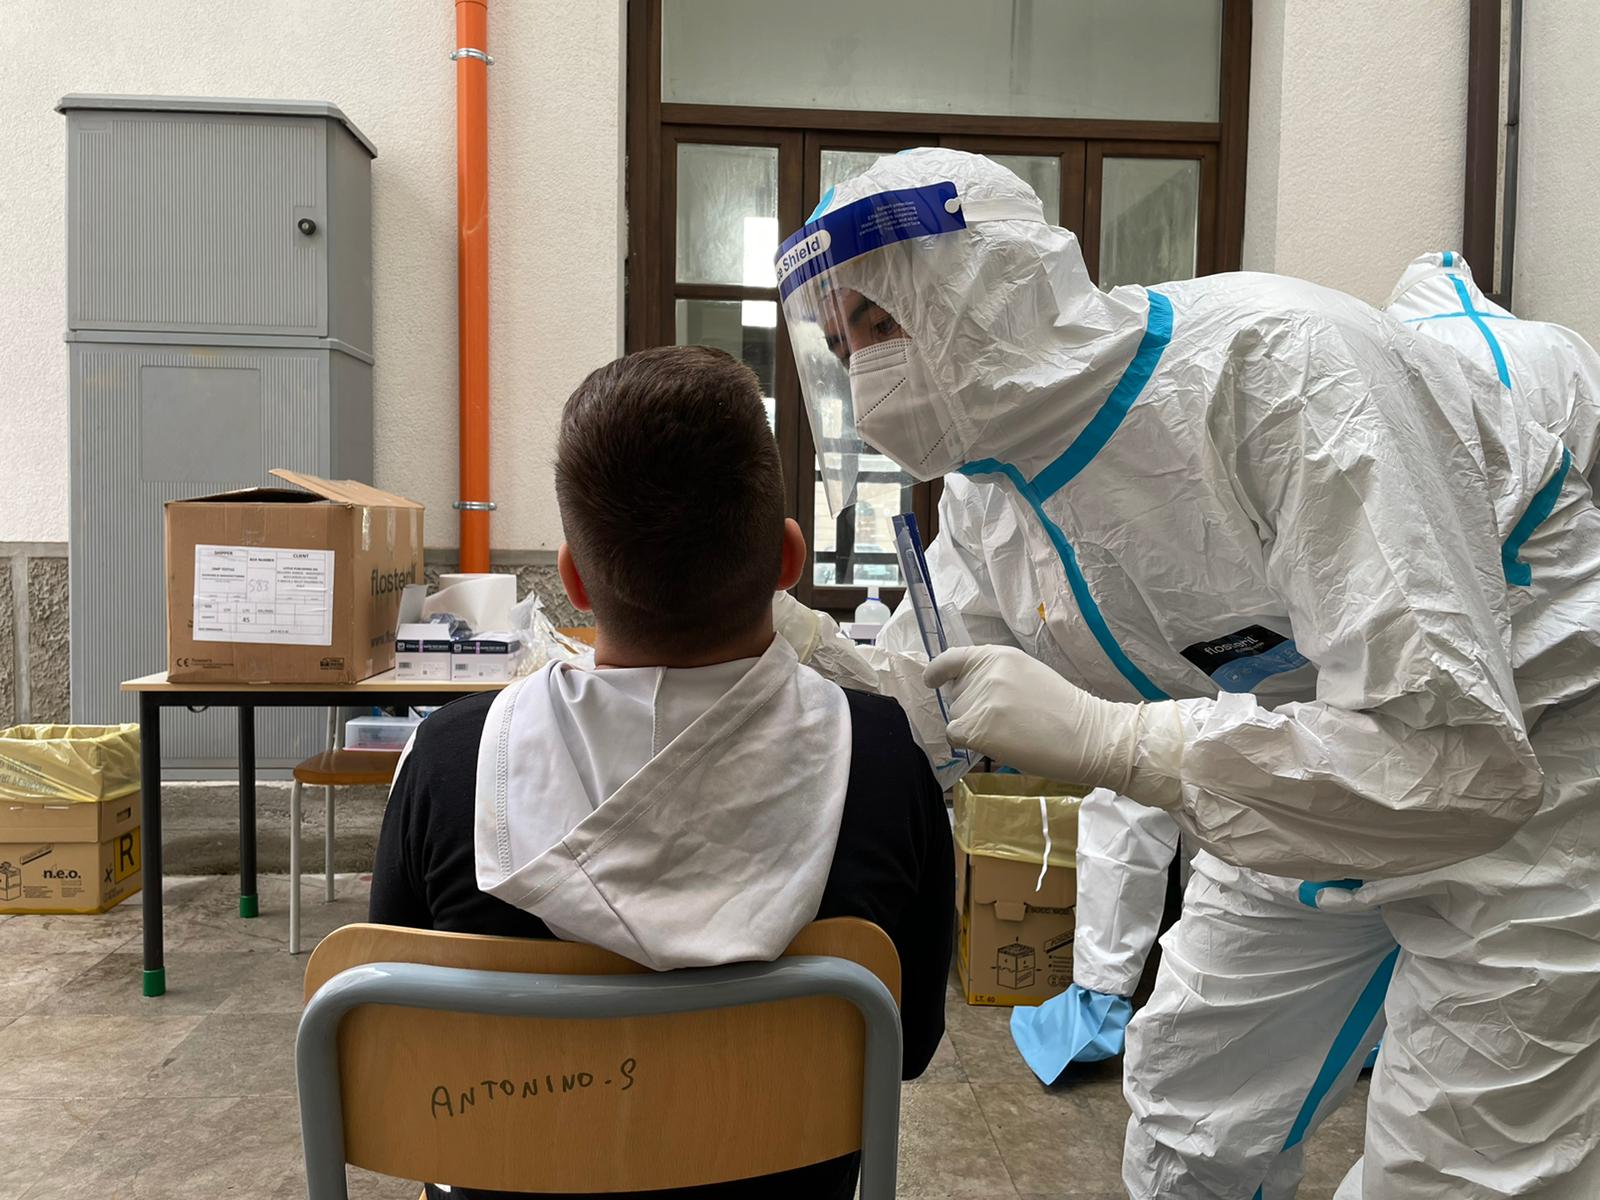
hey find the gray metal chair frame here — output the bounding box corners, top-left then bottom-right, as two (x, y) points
(296, 954), (904, 1199)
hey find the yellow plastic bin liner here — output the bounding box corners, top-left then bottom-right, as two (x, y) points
(0, 724), (142, 803)
(953, 773), (1085, 869)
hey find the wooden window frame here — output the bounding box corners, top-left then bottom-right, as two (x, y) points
(627, 0), (1252, 614)
(1462, 0), (1519, 307)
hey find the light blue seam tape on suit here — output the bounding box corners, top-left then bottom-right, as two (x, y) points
(1447, 273), (1512, 386)
(1251, 946), (1400, 1200)
(959, 292), (1175, 701)
(1503, 447), (1572, 586)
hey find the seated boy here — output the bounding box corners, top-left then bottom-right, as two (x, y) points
(370, 345), (954, 1200)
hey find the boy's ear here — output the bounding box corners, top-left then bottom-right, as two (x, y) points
(777, 518), (807, 592)
(557, 543), (593, 612)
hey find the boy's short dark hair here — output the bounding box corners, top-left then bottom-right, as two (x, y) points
(556, 346), (786, 655)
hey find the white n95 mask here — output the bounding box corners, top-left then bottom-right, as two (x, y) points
(849, 337), (964, 481)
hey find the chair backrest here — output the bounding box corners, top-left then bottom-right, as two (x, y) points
(297, 919), (903, 1197)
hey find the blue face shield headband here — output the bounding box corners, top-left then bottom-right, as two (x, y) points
(775, 180), (1043, 513)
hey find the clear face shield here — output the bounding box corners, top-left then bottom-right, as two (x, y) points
(776, 182), (970, 515)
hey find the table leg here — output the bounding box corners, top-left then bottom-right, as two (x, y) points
(139, 693), (165, 997)
(238, 705), (258, 919)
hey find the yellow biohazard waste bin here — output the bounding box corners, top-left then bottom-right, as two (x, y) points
(953, 773), (1084, 1007)
(0, 725), (142, 914)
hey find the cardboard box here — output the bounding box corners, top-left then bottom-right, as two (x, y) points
(164, 470), (423, 683)
(953, 774), (1083, 1007)
(0, 793), (141, 914)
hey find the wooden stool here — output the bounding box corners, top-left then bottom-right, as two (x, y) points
(289, 749), (400, 954)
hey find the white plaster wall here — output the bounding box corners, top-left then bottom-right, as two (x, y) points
(1512, 0), (1600, 348)
(1243, 1), (1467, 305)
(0, 0), (624, 549)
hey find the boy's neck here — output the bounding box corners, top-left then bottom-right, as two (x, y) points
(593, 619), (776, 670)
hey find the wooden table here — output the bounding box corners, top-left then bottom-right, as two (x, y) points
(120, 670), (508, 997)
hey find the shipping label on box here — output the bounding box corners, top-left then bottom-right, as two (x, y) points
(193, 545), (335, 645)
(165, 470), (423, 684)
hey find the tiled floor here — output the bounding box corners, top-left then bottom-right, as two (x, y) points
(0, 874), (1367, 1198)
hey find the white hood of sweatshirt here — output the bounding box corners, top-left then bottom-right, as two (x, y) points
(474, 636), (853, 970)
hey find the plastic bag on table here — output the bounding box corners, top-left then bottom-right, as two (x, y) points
(508, 593), (595, 676)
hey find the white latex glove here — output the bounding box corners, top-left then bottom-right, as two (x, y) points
(925, 644), (1186, 809)
(773, 591), (970, 788)
(772, 588), (821, 662)
(771, 590), (880, 692)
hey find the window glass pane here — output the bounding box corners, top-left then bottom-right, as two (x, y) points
(675, 299), (778, 430)
(821, 150), (1060, 227)
(1098, 157), (1199, 288)
(675, 143), (778, 286)
(663, 0), (1221, 122)
(820, 149), (891, 199)
(813, 456), (910, 588)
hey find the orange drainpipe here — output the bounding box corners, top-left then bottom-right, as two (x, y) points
(453, 0), (492, 571)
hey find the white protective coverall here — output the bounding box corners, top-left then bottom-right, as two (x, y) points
(873, 485), (1181, 1062)
(1315, 261), (1600, 1199)
(1387, 250), (1600, 483)
(772, 148), (1600, 1199)
(779, 488), (1177, 1072)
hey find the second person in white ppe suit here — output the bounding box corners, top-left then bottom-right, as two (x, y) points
(1308, 258), (1600, 1200)
(1387, 249), (1600, 483)
(771, 148), (1600, 1198)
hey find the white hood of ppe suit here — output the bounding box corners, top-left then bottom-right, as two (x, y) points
(473, 636), (852, 971)
(816, 148), (1151, 482)
(1387, 251), (1600, 485)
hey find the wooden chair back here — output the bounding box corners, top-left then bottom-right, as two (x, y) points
(299, 918), (901, 1194)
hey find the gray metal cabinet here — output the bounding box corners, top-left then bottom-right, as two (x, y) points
(62, 96), (374, 347)
(61, 96), (376, 769)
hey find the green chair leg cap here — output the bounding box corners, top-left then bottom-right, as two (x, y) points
(239, 893), (259, 919)
(143, 967), (166, 997)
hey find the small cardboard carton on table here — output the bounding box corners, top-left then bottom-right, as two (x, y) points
(0, 724), (142, 914)
(164, 470), (423, 684)
(953, 773), (1084, 1007)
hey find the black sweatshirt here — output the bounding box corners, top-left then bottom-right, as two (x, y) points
(370, 685), (954, 1200)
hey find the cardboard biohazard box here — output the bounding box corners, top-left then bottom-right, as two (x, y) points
(164, 470), (423, 683)
(0, 724), (142, 914)
(0, 797), (141, 914)
(953, 773), (1084, 1007)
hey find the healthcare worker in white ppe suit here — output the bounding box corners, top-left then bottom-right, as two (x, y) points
(770, 148), (1600, 1199)
(1302, 250), (1600, 1200)
(1388, 250), (1600, 485)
